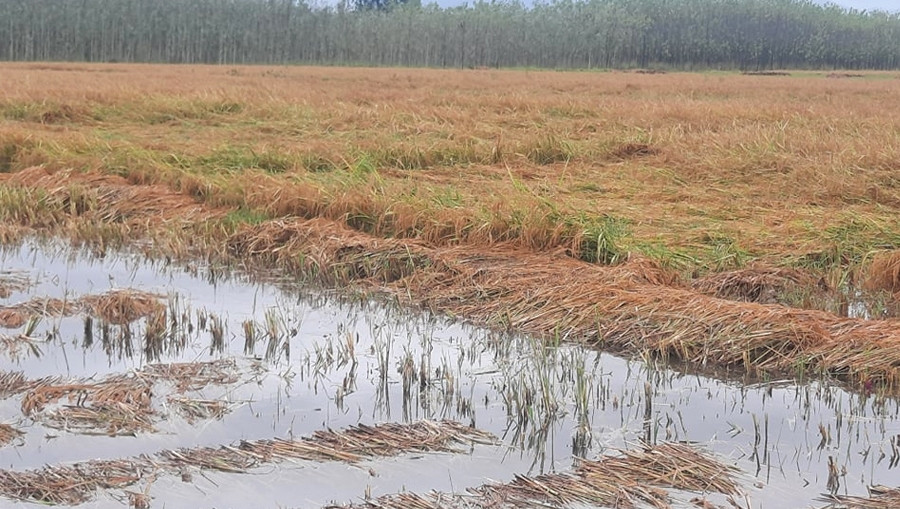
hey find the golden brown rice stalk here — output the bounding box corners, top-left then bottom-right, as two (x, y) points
(328, 442), (740, 509)
(80, 289), (165, 325)
(0, 272), (29, 299)
(161, 421), (497, 471)
(3, 166), (224, 228)
(0, 372), (58, 399)
(20, 378), (154, 436)
(166, 397), (232, 424)
(818, 486), (900, 509)
(692, 266), (822, 304)
(0, 424), (23, 447)
(0, 421), (495, 505)
(0, 459), (154, 505)
(139, 359), (240, 393)
(865, 250), (900, 297)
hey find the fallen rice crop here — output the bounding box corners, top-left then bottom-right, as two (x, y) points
(0, 420), (495, 505)
(818, 486), (900, 509)
(326, 442), (740, 509)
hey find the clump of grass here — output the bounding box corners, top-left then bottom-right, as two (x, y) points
(522, 134), (576, 165)
(864, 250), (900, 296)
(0, 142), (19, 173)
(575, 214), (631, 264)
(196, 146), (294, 173)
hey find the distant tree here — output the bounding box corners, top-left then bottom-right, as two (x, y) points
(354, 0), (414, 12)
(0, 0), (898, 70)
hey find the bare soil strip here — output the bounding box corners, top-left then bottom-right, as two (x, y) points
(326, 442), (740, 509)
(3, 171), (900, 390)
(819, 486), (900, 509)
(0, 421), (496, 505)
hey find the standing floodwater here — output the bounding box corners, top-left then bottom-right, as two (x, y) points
(0, 240), (897, 508)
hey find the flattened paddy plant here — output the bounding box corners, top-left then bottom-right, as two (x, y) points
(0, 64), (899, 508)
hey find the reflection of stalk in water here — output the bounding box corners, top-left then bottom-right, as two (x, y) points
(209, 314), (225, 355)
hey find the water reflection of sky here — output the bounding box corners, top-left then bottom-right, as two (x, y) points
(0, 240), (898, 508)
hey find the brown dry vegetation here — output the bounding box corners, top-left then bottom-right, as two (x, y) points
(328, 442), (740, 509)
(0, 420), (495, 505)
(819, 486), (900, 509)
(0, 289), (166, 329)
(0, 63), (899, 390)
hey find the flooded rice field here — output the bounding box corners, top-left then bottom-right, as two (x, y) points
(0, 240), (898, 508)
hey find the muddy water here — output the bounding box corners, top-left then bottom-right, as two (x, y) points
(0, 240), (899, 508)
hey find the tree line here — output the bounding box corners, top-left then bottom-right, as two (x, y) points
(1, 0), (899, 70)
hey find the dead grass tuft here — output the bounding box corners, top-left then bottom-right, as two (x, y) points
(611, 142), (660, 160)
(818, 485), (900, 509)
(4, 167), (223, 227)
(865, 250), (900, 296)
(140, 359), (241, 392)
(81, 289), (165, 325)
(162, 420), (496, 470)
(229, 216), (900, 388)
(0, 424), (23, 447)
(0, 372), (54, 399)
(0, 420), (493, 505)
(21, 378), (154, 435)
(692, 266), (823, 304)
(329, 442), (739, 509)
(227, 218), (432, 284)
(167, 397), (232, 424)
(0, 271), (29, 299)
(0, 290), (164, 327)
(0, 460), (151, 505)
(0, 310), (26, 329)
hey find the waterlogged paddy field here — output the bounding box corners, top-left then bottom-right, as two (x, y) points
(0, 241), (898, 508)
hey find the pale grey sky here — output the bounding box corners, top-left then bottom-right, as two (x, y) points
(819, 0), (899, 11)
(432, 0), (899, 12)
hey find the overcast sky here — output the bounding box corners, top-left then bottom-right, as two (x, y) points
(819, 0), (899, 11)
(431, 0), (898, 12)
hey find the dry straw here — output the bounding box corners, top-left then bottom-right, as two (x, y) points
(865, 250), (900, 296)
(692, 266), (822, 304)
(328, 442), (740, 509)
(227, 217), (900, 390)
(818, 485), (900, 509)
(0, 289), (165, 326)
(11, 359), (242, 435)
(0, 424), (23, 447)
(0, 421), (495, 505)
